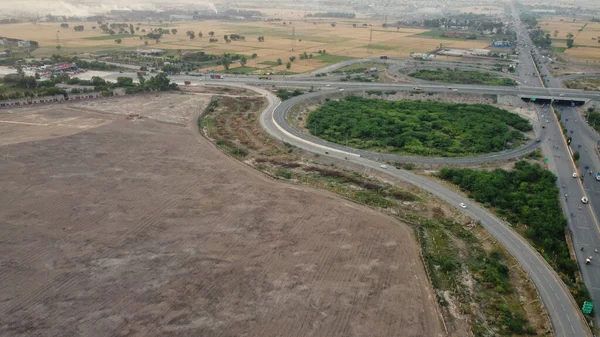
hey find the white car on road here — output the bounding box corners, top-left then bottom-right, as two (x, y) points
(582, 197), (589, 204)
(380, 164), (387, 169)
(573, 172), (578, 178)
(459, 203), (467, 209)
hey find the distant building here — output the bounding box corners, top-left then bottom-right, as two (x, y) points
(169, 15), (194, 21)
(49, 62), (78, 72)
(471, 49), (491, 56)
(492, 40), (513, 47)
(410, 52), (436, 60)
(17, 40), (31, 48)
(436, 48), (491, 57)
(136, 48), (165, 56)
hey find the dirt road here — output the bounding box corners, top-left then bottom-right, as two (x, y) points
(0, 95), (443, 337)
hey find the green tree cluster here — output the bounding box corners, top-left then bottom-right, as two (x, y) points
(438, 161), (578, 282)
(410, 69), (515, 86)
(306, 96), (532, 156)
(276, 88), (304, 100)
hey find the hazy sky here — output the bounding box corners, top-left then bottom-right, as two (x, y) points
(0, 0), (219, 17)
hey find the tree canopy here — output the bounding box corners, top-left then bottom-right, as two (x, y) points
(306, 96), (532, 157)
(410, 69), (516, 86)
(438, 161), (577, 282)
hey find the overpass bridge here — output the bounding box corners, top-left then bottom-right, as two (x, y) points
(519, 95), (589, 105)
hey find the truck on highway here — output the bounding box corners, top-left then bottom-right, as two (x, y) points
(136, 70), (147, 76)
(210, 74), (223, 79)
(380, 56), (388, 59)
(258, 75), (271, 80)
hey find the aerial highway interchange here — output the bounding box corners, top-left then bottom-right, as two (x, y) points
(51, 10), (600, 336)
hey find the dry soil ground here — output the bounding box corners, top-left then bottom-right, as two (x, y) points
(0, 94), (443, 337)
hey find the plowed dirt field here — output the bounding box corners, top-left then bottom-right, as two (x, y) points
(0, 94), (443, 337)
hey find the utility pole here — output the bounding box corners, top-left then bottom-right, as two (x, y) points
(291, 24), (296, 51)
(56, 30), (61, 54)
(368, 26), (373, 54)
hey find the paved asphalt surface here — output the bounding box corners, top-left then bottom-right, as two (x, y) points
(510, 2), (600, 331)
(101, 70), (600, 101)
(248, 82), (590, 337)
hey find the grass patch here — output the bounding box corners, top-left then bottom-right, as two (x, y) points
(314, 54), (354, 64)
(260, 61), (280, 66)
(333, 62), (385, 73)
(84, 34), (137, 41)
(414, 29), (472, 41)
(307, 96), (531, 157)
(224, 66), (259, 74)
(275, 168), (293, 179)
(299, 35), (351, 43)
(361, 43), (400, 51)
(553, 46), (567, 53)
(410, 69), (516, 86)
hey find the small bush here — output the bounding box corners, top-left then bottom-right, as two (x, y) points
(275, 169), (292, 179)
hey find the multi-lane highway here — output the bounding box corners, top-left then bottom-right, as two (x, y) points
(510, 2), (600, 331)
(245, 82), (591, 337)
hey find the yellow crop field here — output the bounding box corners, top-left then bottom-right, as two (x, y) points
(540, 17), (600, 62)
(0, 20), (489, 72)
(565, 47), (600, 60)
(540, 17), (586, 39)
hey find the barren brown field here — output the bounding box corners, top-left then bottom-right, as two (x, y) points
(0, 94), (443, 337)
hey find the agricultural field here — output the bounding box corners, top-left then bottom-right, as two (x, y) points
(0, 20), (489, 73)
(540, 17), (600, 61)
(0, 93), (443, 337)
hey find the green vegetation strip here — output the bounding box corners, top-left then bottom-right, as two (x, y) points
(438, 162), (590, 305)
(306, 96), (532, 157)
(410, 69), (516, 86)
(84, 34), (137, 40)
(417, 217), (537, 335)
(313, 54), (354, 64)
